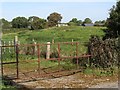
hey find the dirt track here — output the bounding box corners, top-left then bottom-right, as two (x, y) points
(10, 72), (118, 89)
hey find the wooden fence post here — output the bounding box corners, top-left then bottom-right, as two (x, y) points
(14, 36), (19, 78)
(8, 41), (11, 53)
(52, 39), (54, 44)
(72, 39), (74, 45)
(46, 42), (51, 59)
(33, 39), (37, 55)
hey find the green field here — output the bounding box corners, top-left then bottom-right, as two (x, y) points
(2, 26), (105, 59)
(2, 26), (105, 44)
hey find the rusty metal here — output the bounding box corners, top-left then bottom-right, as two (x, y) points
(58, 43), (61, 71)
(1, 41), (92, 79)
(76, 42), (79, 69)
(1, 45), (15, 47)
(46, 58), (59, 60)
(2, 62), (17, 64)
(37, 44), (40, 75)
(1, 46), (3, 79)
(19, 41), (79, 46)
(1, 44), (19, 78)
(16, 44), (19, 78)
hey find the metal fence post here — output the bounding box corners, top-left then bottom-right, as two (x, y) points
(37, 44), (40, 75)
(76, 42), (79, 69)
(58, 43), (61, 70)
(0, 41), (3, 85)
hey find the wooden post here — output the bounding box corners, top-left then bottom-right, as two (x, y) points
(34, 41), (37, 55)
(52, 39), (54, 44)
(33, 39), (37, 55)
(9, 41), (11, 53)
(46, 42), (51, 59)
(15, 36), (19, 78)
(72, 39), (73, 45)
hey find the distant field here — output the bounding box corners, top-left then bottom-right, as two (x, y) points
(2, 26), (105, 44)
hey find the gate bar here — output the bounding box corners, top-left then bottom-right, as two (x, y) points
(0, 46), (3, 80)
(16, 44), (19, 78)
(37, 44), (40, 75)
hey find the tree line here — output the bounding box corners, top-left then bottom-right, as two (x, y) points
(0, 12), (106, 30)
(0, 1), (120, 38)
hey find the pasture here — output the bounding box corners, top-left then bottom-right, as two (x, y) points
(2, 26), (105, 43)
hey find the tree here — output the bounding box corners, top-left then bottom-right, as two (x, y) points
(12, 17), (28, 28)
(69, 18), (82, 26)
(47, 12), (62, 27)
(28, 16), (46, 30)
(94, 20), (106, 26)
(106, 1), (120, 38)
(0, 18), (11, 29)
(83, 18), (92, 24)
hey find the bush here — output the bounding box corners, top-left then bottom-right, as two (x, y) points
(88, 35), (119, 69)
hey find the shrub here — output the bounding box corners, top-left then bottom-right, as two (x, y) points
(88, 35), (119, 69)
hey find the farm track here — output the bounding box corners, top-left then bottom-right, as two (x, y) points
(4, 69), (82, 83)
(3, 71), (118, 89)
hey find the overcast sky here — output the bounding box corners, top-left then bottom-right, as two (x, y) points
(0, 1), (116, 23)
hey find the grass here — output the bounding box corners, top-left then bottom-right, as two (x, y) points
(2, 26), (105, 44)
(2, 26), (106, 74)
(0, 82), (17, 90)
(2, 26), (105, 56)
(83, 66), (118, 76)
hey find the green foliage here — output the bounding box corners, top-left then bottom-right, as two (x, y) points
(68, 18), (82, 26)
(94, 20), (106, 26)
(106, 1), (120, 38)
(0, 80), (17, 90)
(28, 16), (47, 30)
(12, 17), (28, 28)
(83, 18), (92, 24)
(83, 67), (117, 76)
(47, 12), (62, 27)
(0, 18), (11, 29)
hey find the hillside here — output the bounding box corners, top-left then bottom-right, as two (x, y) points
(2, 26), (105, 44)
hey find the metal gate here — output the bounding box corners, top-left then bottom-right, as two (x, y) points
(1, 44), (19, 79)
(1, 41), (91, 81)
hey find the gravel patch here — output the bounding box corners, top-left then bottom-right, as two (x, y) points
(89, 81), (119, 88)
